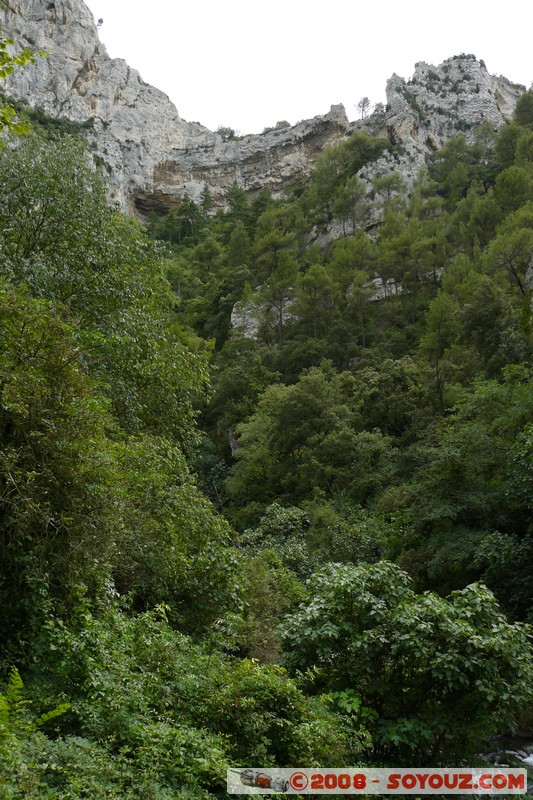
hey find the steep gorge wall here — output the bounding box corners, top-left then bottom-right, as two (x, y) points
(0, 0), (352, 213)
(1, 0), (527, 215)
(362, 55), (525, 184)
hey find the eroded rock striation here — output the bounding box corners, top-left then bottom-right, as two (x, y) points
(1, 0), (527, 216)
(361, 54), (525, 185)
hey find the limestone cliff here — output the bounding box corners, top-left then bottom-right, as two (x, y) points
(360, 54), (525, 185)
(1, 0), (527, 216)
(1, 0), (215, 211)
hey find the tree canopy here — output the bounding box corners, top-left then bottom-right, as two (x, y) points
(0, 77), (532, 796)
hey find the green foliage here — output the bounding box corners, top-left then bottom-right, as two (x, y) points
(305, 501), (395, 565)
(484, 223), (533, 297)
(240, 550), (306, 662)
(227, 366), (397, 522)
(293, 262), (340, 339)
(514, 89), (533, 128)
(0, 95), (90, 138)
(0, 648), (226, 798)
(0, 135), (209, 444)
(0, 606), (352, 796)
(281, 562), (533, 763)
(474, 530), (533, 622)
(351, 357), (434, 440)
(262, 120), (291, 134)
(215, 126), (239, 141)
(148, 195), (205, 246)
(301, 131), (388, 226)
(0, 288), (120, 634)
(356, 96), (371, 118)
(0, 668), (74, 798)
(1, 68), (532, 793)
(204, 338), (280, 436)
(428, 136), (479, 205)
(241, 503), (312, 576)
(0, 287), (239, 641)
(110, 434), (240, 631)
(387, 367), (533, 598)
(0, 667), (69, 739)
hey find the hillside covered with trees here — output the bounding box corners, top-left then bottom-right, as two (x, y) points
(0, 45), (532, 797)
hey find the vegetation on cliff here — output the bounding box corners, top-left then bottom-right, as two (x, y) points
(0, 58), (532, 796)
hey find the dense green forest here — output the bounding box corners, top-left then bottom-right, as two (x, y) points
(0, 45), (532, 797)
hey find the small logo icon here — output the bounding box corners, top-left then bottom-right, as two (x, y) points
(290, 771), (309, 791)
(238, 769), (289, 793)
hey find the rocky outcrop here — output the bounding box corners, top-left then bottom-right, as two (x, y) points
(1, 0), (215, 211)
(311, 55), (527, 246)
(142, 103), (350, 214)
(1, 0), (528, 216)
(361, 54), (526, 187)
(0, 0), (350, 213)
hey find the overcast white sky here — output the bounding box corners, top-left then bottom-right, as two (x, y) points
(83, 0), (532, 135)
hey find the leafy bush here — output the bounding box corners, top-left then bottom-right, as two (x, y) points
(0, 287), (240, 642)
(0, 135), (209, 444)
(281, 561), (533, 764)
(1, 604), (352, 795)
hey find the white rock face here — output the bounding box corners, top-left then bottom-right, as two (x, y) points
(230, 300), (264, 340)
(231, 295), (297, 340)
(1, 0), (217, 211)
(1, 0), (350, 212)
(363, 54), (526, 188)
(312, 55), (527, 245)
(1, 1), (527, 215)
